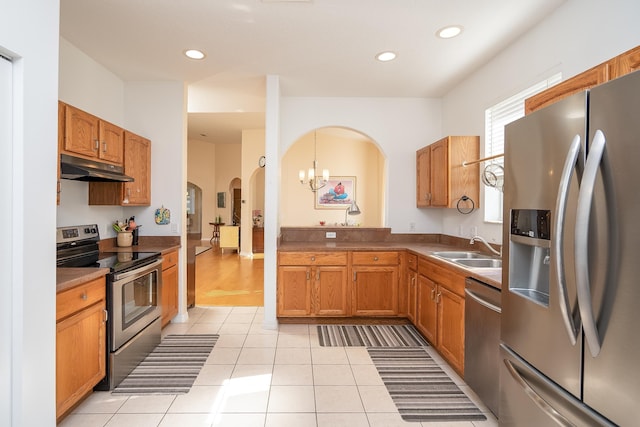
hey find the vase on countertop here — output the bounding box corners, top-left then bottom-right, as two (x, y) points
(117, 231), (133, 247)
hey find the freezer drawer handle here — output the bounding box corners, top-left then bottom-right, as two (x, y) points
(553, 134), (582, 345)
(504, 358), (573, 427)
(575, 129), (606, 357)
(464, 288), (501, 314)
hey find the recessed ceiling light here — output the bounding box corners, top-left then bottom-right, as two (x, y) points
(436, 25), (463, 39)
(184, 49), (206, 60)
(376, 51), (397, 62)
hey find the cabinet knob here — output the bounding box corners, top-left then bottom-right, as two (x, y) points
(310, 256), (316, 261)
(80, 292), (87, 301)
(373, 256), (379, 261)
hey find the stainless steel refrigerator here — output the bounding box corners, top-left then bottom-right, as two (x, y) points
(500, 69), (640, 426)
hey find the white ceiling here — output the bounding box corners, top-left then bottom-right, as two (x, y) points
(59, 0), (566, 144)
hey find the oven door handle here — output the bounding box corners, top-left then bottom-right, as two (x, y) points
(111, 257), (164, 284)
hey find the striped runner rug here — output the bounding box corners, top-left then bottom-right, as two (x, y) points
(112, 334), (218, 395)
(317, 324), (428, 347)
(368, 347), (486, 422)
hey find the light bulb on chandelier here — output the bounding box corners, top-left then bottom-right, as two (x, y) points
(299, 131), (329, 192)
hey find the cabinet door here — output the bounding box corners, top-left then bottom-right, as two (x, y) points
(429, 138), (449, 207)
(416, 275), (437, 344)
(351, 266), (398, 316)
(64, 104), (99, 159)
(407, 270), (418, 323)
(416, 146), (431, 207)
(123, 132), (151, 205)
(612, 45), (640, 78)
(314, 266), (349, 316)
(437, 285), (465, 375)
(98, 120), (124, 165)
(277, 266), (311, 316)
(56, 302), (106, 418)
(161, 264), (178, 327)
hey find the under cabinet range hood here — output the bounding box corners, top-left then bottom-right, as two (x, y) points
(60, 154), (134, 182)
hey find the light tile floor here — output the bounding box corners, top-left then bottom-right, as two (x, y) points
(60, 306), (498, 427)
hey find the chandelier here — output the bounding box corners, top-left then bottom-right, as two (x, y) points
(299, 130), (329, 192)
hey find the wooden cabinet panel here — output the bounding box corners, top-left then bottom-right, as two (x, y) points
(407, 269), (418, 323)
(56, 277), (106, 321)
(351, 266), (398, 316)
(63, 104), (100, 159)
(56, 301), (106, 419)
(252, 227), (264, 253)
(279, 251), (347, 266)
(406, 253), (418, 272)
(416, 146), (431, 207)
(417, 256), (466, 376)
(314, 266), (349, 316)
(525, 63), (611, 115)
(416, 136), (479, 209)
(122, 131), (151, 205)
(56, 277), (106, 421)
(351, 251), (398, 265)
(612, 45), (640, 78)
(98, 120), (124, 164)
(277, 266), (312, 316)
(161, 250), (179, 327)
(437, 286), (465, 374)
(416, 275), (437, 343)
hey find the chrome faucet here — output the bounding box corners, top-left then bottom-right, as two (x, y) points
(470, 235), (502, 257)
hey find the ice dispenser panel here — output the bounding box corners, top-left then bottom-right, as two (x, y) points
(509, 209), (551, 306)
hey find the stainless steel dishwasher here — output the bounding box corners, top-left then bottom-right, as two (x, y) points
(464, 277), (501, 418)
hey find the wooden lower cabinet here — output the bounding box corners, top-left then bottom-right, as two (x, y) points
(416, 257), (466, 375)
(406, 253), (418, 323)
(277, 252), (349, 317)
(56, 277), (107, 421)
(161, 249), (179, 327)
(351, 266), (399, 316)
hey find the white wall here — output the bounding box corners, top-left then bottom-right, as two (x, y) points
(279, 97), (443, 234)
(1, 1), (60, 425)
(188, 139), (217, 236)
(241, 129), (266, 256)
(441, 0), (640, 244)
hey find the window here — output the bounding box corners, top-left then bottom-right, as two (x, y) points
(484, 73), (562, 223)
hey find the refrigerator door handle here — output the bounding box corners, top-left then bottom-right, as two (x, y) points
(503, 357), (573, 427)
(575, 129), (606, 357)
(553, 134), (582, 345)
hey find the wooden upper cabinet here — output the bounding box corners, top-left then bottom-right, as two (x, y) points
(416, 136), (480, 209)
(123, 131), (151, 205)
(63, 104), (100, 159)
(525, 45), (640, 115)
(525, 63), (611, 115)
(612, 45), (640, 78)
(62, 104), (124, 165)
(98, 120), (124, 164)
(88, 131), (151, 206)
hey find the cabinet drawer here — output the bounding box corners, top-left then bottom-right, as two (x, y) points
(351, 251), (398, 266)
(57, 277), (106, 321)
(279, 251), (347, 266)
(418, 257), (465, 297)
(407, 253), (418, 271)
(162, 249), (178, 270)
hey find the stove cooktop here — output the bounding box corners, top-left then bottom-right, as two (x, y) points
(96, 251), (161, 273)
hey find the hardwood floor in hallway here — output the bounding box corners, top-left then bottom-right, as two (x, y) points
(194, 242), (264, 306)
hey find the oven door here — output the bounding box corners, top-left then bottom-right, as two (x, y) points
(110, 258), (163, 351)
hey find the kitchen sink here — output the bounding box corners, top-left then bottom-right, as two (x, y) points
(432, 251), (492, 260)
(453, 258), (502, 268)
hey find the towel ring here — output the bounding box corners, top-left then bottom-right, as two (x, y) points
(456, 195), (475, 215)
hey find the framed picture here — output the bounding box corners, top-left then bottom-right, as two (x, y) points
(315, 176), (356, 209)
(217, 192), (226, 208)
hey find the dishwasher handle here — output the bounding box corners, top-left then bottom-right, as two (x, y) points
(465, 288), (501, 314)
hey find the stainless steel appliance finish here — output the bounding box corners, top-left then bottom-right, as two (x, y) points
(110, 257), (162, 351)
(60, 153), (134, 182)
(56, 224), (163, 391)
(464, 278), (501, 417)
(501, 70), (640, 426)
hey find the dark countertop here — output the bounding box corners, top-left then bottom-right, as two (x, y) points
(278, 241), (502, 290)
(56, 241), (181, 293)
